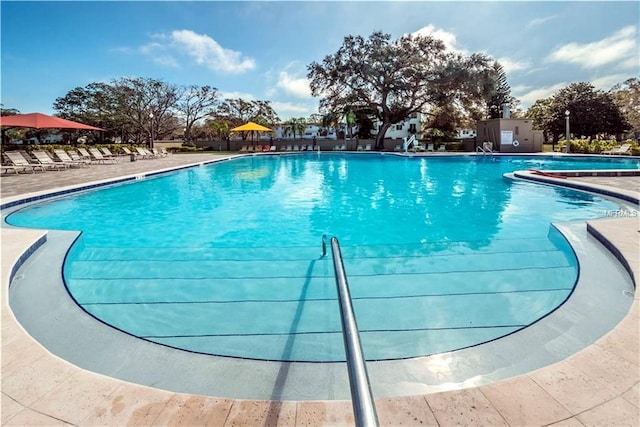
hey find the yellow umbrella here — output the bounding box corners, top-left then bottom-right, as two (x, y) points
(230, 121), (272, 132)
(231, 122), (273, 148)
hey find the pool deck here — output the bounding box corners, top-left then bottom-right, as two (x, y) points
(1, 152), (638, 426)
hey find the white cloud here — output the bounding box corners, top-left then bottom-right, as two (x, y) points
(545, 26), (638, 69)
(411, 25), (462, 53)
(153, 56), (179, 68)
(271, 101), (317, 120)
(497, 57), (530, 74)
(276, 71), (312, 98)
(514, 82), (567, 108)
(526, 15), (557, 29)
(219, 91), (256, 100)
(169, 30), (256, 73)
(135, 30), (256, 73)
(590, 73), (635, 91)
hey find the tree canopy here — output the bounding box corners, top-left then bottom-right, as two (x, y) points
(610, 78), (640, 139)
(526, 82), (630, 142)
(307, 31), (499, 148)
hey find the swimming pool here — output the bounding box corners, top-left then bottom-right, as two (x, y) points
(6, 154), (637, 362)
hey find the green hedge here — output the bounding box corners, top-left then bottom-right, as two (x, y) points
(562, 139), (639, 155)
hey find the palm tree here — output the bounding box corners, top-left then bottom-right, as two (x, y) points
(208, 120), (231, 150)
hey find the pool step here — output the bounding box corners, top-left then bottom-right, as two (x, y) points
(67, 248), (574, 280)
(66, 240), (578, 362)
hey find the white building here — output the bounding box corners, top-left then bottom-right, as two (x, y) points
(372, 112), (423, 140)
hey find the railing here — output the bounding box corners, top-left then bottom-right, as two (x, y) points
(403, 134), (417, 153)
(476, 142), (494, 156)
(329, 236), (379, 427)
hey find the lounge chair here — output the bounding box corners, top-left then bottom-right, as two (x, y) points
(79, 147), (114, 164)
(364, 143), (372, 151)
(88, 148), (118, 164)
(68, 150), (92, 164)
(293, 145), (300, 151)
(53, 149), (89, 168)
(31, 150), (68, 170)
(269, 145), (277, 152)
(76, 147), (94, 161)
(393, 145), (401, 152)
(3, 151), (46, 173)
(438, 145), (446, 152)
(135, 147), (152, 159)
(601, 143), (631, 155)
(1, 163), (21, 174)
(356, 144), (364, 151)
(426, 143), (434, 152)
(239, 145), (248, 152)
(141, 148), (158, 158)
(285, 145), (292, 151)
(99, 147), (121, 161)
(152, 148), (167, 157)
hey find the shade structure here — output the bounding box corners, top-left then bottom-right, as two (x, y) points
(230, 121), (272, 132)
(0, 113), (104, 130)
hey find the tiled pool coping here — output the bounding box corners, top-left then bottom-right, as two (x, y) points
(2, 154), (638, 425)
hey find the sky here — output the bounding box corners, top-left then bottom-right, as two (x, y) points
(1, 1), (638, 121)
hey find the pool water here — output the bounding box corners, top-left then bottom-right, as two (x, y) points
(6, 154), (636, 361)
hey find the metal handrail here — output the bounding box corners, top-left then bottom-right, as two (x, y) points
(329, 237), (379, 427)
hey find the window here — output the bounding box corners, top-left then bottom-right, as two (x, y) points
(396, 124), (403, 130)
(409, 124), (417, 133)
(410, 113), (418, 118)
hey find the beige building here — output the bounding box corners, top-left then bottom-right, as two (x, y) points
(476, 118), (544, 152)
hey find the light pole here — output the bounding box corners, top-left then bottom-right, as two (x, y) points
(565, 110), (570, 153)
(149, 113), (154, 149)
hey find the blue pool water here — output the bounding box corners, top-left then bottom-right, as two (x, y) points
(6, 154), (637, 361)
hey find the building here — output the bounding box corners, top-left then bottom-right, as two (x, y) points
(475, 118), (544, 152)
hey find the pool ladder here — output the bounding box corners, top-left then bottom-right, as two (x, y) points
(322, 234), (379, 427)
(476, 142), (494, 156)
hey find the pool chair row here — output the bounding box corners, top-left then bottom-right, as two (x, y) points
(2, 149), (100, 174)
(392, 143), (447, 152)
(2, 147), (127, 174)
(281, 145), (320, 152)
(125, 146), (169, 160)
(239, 144), (277, 153)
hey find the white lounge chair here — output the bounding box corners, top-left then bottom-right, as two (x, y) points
(601, 143), (631, 155)
(31, 150), (68, 170)
(52, 149), (88, 168)
(426, 143), (434, 152)
(102, 147), (125, 161)
(88, 148), (118, 164)
(135, 147), (154, 159)
(438, 145), (446, 152)
(364, 143), (372, 151)
(3, 151), (46, 173)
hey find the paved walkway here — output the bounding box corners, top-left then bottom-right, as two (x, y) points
(1, 153), (638, 426)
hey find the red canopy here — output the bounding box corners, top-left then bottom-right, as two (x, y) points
(0, 113), (104, 130)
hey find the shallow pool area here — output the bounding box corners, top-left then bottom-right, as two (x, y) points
(5, 154), (636, 362)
